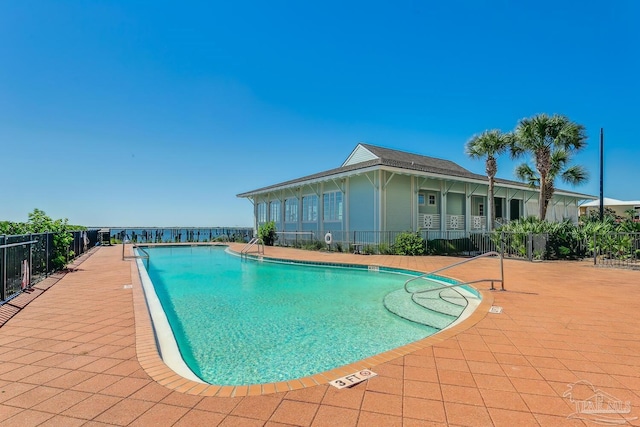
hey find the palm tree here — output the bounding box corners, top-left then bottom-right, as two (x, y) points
(511, 114), (588, 220)
(465, 130), (512, 230)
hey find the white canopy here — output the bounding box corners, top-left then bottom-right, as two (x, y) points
(580, 198), (640, 207)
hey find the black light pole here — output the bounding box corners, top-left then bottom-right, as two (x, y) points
(599, 128), (604, 221)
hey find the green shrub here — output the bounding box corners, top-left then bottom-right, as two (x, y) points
(302, 240), (325, 251)
(394, 232), (425, 255)
(362, 244), (376, 255)
(428, 238), (477, 255)
(378, 242), (394, 255)
(258, 221), (277, 246)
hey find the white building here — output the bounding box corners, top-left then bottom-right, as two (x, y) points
(579, 198), (640, 220)
(238, 144), (596, 239)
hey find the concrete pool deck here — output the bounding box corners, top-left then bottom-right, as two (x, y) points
(0, 244), (639, 426)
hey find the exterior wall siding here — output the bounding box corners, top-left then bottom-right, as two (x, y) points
(471, 196), (485, 216)
(384, 174), (413, 231)
(446, 192), (465, 215)
(348, 175), (376, 231)
(418, 191), (439, 215)
(343, 146), (377, 166)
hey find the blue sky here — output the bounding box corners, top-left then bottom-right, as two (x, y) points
(2, 1), (638, 227)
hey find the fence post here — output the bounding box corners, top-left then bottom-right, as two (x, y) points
(29, 234), (33, 288)
(500, 231), (505, 258)
(1, 236), (5, 300)
(593, 232), (597, 266)
(527, 233), (532, 261)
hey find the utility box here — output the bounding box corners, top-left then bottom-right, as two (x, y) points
(98, 228), (111, 246)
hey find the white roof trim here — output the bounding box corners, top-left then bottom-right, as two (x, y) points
(240, 164), (593, 200)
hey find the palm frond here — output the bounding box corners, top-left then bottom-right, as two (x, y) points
(514, 163), (539, 187)
(466, 129), (511, 158)
(548, 149), (570, 176)
(561, 165), (589, 185)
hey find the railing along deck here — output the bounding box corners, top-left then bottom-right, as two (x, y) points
(404, 251), (505, 294)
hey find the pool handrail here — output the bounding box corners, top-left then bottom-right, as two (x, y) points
(241, 237), (264, 257)
(404, 251), (505, 293)
(122, 234), (150, 268)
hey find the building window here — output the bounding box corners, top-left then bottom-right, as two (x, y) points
(285, 198), (298, 223)
(418, 194), (425, 206)
(428, 194), (436, 205)
(323, 191), (343, 222)
(478, 203), (484, 216)
(257, 202), (267, 223)
(269, 201), (281, 223)
(302, 195), (318, 222)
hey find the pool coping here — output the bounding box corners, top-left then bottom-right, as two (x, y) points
(130, 245), (495, 396)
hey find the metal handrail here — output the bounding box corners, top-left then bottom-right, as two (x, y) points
(122, 235), (150, 268)
(274, 231), (315, 237)
(404, 251), (505, 293)
(0, 240), (38, 249)
(241, 237), (258, 253)
(241, 237), (264, 257)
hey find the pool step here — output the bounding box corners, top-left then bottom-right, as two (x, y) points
(383, 289), (461, 329)
(412, 289), (467, 317)
(439, 288), (469, 307)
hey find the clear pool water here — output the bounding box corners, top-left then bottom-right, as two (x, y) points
(143, 246), (445, 385)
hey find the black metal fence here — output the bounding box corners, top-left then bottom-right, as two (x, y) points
(271, 230), (550, 260)
(109, 227), (253, 244)
(351, 230), (552, 260)
(0, 230), (99, 303)
(592, 232), (640, 269)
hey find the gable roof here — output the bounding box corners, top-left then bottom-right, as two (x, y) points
(237, 143), (595, 199)
(347, 144), (475, 177)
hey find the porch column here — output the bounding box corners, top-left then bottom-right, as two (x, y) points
(505, 189), (511, 222)
(440, 181), (447, 231)
(319, 183), (324, 236)
(344, 178), (350, 236)
(487, 187), (493, 231)
(297, 188), (302, 231)
(411, 176), (417, 231)
(378, 171), (383, 232)
(465, 184), (471, 232)
(252, 197), (258, 235)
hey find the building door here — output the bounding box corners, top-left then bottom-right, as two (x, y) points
(510, 199), (521, 220)
(494, 198), (504, 219)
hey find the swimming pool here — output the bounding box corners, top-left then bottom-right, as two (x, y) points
(138, 245), (479, 385)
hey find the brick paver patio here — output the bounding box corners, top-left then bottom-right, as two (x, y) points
(0, 244), (639, 426)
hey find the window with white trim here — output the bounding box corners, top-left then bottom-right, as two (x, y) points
(418, 194), (425, 206)
(284, 198), (298, 223)
(428, 194), (436, 206)
(257, 202), (267, 223)
(270, 201), (281, 222)
(478, 203), (484, 216)
(323, 191), (343, 222)
(302, 195), (318, 222)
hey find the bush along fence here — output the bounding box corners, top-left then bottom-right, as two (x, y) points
(270, 230), (549, 259)
(592, 232), (640, 269)
(0, 230), (99, 303)
(268, 229), (640, 268)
